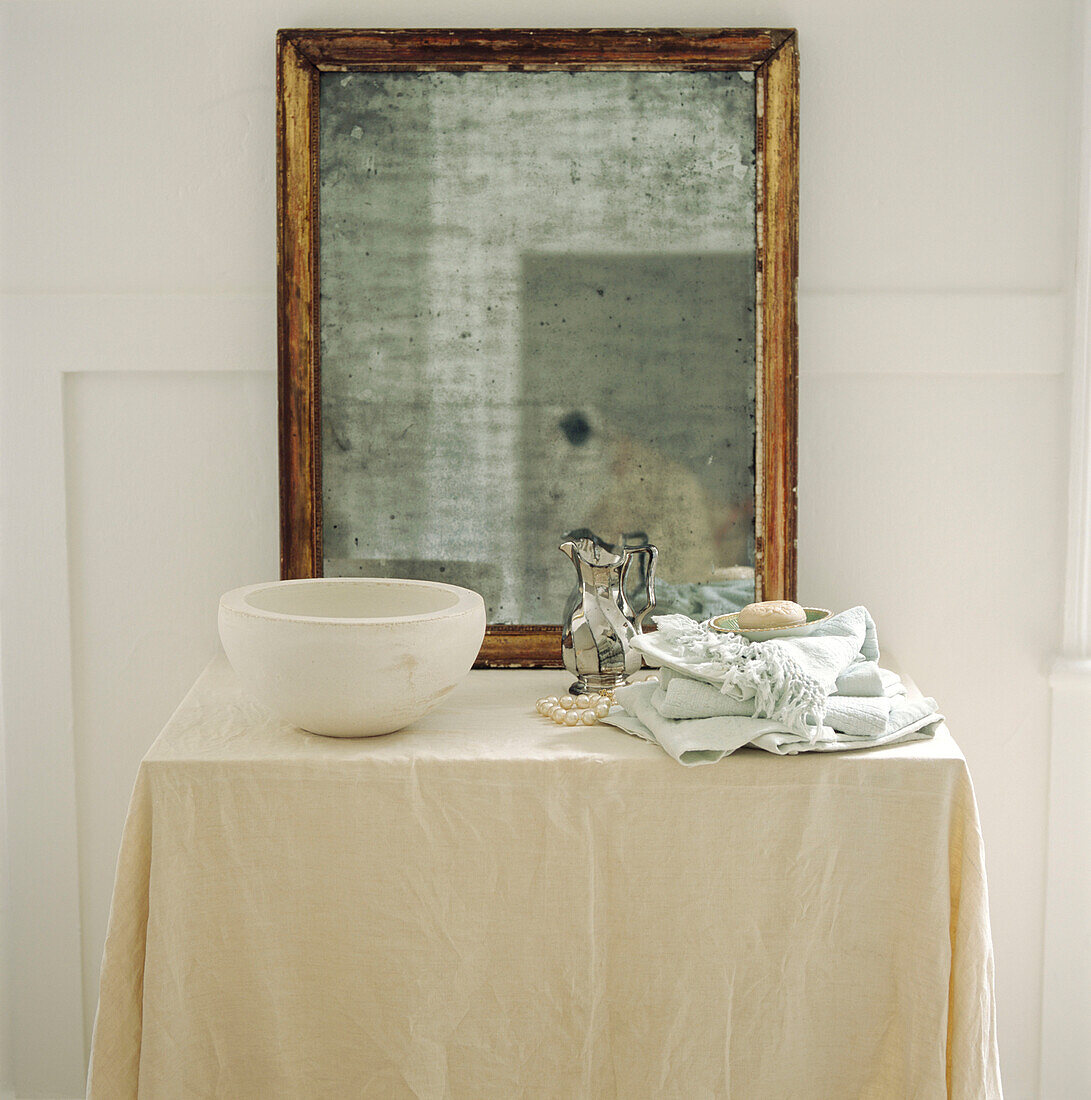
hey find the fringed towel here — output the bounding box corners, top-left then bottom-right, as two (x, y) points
(603, 606), (943, 765)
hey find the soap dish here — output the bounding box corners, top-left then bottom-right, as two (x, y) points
(709, 607), (831, 643)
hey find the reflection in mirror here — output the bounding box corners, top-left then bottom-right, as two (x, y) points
(319, 70), (757, 624)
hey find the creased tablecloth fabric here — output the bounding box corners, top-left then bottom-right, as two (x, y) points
(87, 657), (1002, 1099)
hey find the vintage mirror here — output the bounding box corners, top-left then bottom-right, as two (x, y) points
(277, 29), (798, 666)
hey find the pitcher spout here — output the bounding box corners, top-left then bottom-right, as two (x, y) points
(559, 532), (622, 568)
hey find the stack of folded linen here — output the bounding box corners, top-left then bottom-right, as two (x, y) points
(601, 606), (943, 766)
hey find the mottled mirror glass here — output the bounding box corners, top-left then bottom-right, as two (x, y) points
(319, 70), (756, 624)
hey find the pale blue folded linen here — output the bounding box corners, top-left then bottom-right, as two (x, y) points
(605, 677), (942, 766)
(603, 606), (943, 765)
(650, 667), (903, 739)
(632, 605), (885, 738)
(834, 661), (890, 698)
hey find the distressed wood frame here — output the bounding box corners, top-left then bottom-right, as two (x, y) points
(277, 28), (798, 667)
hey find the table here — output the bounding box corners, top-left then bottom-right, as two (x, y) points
(87, 657), (1002, 1098)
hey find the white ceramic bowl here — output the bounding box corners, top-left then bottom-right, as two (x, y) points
(218, 578), (486, 737)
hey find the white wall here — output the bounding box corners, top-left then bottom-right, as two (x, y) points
(1, 521), (12, 1100)
(0, 0), (1077, 1096)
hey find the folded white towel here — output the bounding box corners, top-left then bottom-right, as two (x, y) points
(652, 667), (905, 740)
(633, 605), (884, 741)
(604, 607), (942, 765)
(833, 661), (887, 698)
(606, 677), (941, 766)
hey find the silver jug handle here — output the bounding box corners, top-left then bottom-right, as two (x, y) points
(621, 545), (658, 631)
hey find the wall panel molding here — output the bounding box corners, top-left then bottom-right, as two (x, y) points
(3, 293), (275, 374)
(1040, 5), (1091, 1094)
(800, 290), (1065, 375)
(0, 357), (85, 1093)
(0, 291), (276, 1093)
(63, 370), (278, 1045)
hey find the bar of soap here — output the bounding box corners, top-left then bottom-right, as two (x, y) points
(736, 600), (807, 629)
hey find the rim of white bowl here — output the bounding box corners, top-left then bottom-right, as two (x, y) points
(219, 577), (484, 625)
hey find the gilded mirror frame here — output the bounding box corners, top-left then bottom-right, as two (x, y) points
(276, 28), (798, 667)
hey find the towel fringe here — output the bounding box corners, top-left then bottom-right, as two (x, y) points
(649, 615), (827, 742)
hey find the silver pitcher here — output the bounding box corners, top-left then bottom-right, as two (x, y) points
(559, 534), (657, 695)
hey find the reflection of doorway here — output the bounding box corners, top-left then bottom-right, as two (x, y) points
(518, 252), (756, 620)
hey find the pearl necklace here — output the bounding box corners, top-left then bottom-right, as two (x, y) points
(535, 691), (615, 726)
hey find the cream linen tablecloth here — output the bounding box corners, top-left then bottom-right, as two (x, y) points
(87, 657), (1002, 1099)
